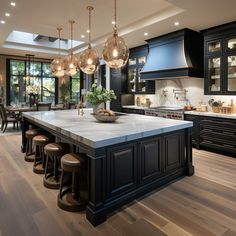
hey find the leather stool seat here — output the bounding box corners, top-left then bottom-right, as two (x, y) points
(33, 135), (50, 146)
(24, 129), (39, 162)
(57, 153), (87, 212)
(43, 142), (70, 189)
(25, 129), (38, 139)
(33, 135), (51, 174)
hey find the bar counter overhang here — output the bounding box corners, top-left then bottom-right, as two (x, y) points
(21, 109), (194, 226)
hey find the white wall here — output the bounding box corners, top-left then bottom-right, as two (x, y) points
(135, 78), (236, 108)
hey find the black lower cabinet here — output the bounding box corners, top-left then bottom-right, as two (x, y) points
(106, 130), (187, 200)
(122, 108), (145, 115)
(184, 114), (199, 148)
(185, 114), (236, 156)
(140, 137), (162, 184)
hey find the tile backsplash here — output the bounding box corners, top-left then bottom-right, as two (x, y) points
(135, 78), (236, 108)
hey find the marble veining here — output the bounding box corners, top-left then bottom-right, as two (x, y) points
(184, 110), (236, 119)
(23, 109), (192, 148)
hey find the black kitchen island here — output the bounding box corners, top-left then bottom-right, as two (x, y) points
(21, 109), (194, 226)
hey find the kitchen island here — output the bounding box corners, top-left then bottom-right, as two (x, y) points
(21, 109), (194, 226)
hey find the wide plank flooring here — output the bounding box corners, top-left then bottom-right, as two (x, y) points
(0, 134), (236, 236)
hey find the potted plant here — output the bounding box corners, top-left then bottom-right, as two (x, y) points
(208, 98), (224, 113)
(86, 83), (116, 113)
(60, 82), (71, 108)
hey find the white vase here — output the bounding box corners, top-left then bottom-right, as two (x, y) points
(93, 103), (104, 114)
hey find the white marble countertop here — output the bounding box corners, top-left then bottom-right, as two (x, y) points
(184, 110), (236, 119)
(23, 109), (192, 148)
(122, 105), (155, 110)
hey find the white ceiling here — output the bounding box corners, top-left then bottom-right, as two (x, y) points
(0, 0), (236, 59)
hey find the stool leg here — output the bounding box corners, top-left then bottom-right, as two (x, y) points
(42, 147), (46, 168)
(54, 156), (59, 182)
(59, 170), (65, 198)
(44, 155), (49, 176)
(72, 172), (79, 200)
(25, 139), (29, 155)
(29, 139), (33, 154)
(34, 145), (39, 167)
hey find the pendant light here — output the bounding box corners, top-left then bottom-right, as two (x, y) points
(24, 54), (35, 85)
(79, 6), (99, 74)
(51, 27), (65, 77)
(102, 0), (129, 69)
(63, 20), (79, 76)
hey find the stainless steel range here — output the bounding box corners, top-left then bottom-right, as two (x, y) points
(145, 106), (184, 120)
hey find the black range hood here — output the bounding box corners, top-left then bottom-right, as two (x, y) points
(140, 28), (203, 80)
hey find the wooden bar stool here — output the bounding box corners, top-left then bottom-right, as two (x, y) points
(43, 143), (70, 189)
(25, 129), (39, 162)
(57, 153), (87, 212)
(33, 135), (51, 174)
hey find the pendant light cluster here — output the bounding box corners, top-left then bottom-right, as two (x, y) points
(51, 27), (65, 77)
(51, 0), (129, 77)
(102, 0), (129, 68)
(79, 6), (99, 74)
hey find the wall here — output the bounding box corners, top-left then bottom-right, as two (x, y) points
(135, 78), (236, 108)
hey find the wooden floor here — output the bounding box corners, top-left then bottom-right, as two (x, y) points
(0, 134), (236, 236)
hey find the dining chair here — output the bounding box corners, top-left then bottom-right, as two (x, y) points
(55, 103), (64, 109)
(0, 104), (19, 132)
(36, 102), (51, 111)
(68, 102), (76, 109)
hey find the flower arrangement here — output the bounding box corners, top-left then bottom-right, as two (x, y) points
(208, 98), (224, 107)
(26, 84), (40, 95)
(208, 98), (224, 113)
(86, 83), (116, 105)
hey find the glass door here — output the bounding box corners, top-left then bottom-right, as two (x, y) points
(207, 57), (222, 92)
(136, 67), (146, 93)
(128, 68), (136, 93)
(226, 55), (236, 92)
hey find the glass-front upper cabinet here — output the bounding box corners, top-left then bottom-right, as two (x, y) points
(207, 57), (221, 92)
(226, 55), (236, 92)
(128, 68), (136, 93)
(227, 38), (236, 51)
(207, 40), (221, 54)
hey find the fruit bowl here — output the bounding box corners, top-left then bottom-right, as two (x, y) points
(93, 109), (119, 122)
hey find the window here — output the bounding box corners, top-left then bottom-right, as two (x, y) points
(8, 59), (57, 105)
(70, 72), (81, 104)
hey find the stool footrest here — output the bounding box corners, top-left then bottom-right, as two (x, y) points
(57, 187), (87, 212)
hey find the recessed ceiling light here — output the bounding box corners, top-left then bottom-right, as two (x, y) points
(5, 13), (10, 17)
(86, 29), (90, 33)
(174, 22), (179, 26)
(10, 2), (16, 6)
(81, 35), (85, 38)
(144, 32), (148, 36)
(112, 21), (116, 25)
(0, 20), (5, 24)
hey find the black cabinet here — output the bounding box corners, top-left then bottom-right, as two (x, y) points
(122, 108), (145, 115)
(127, 45), (155, 94)
(203, 21), (236, 95)
(110, 67), (127, 112)
(184, 114), (199, 147)
(185, 113), (236, 156)
(105, 130), (186, 200)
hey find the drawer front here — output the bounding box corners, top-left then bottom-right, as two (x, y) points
(200, 136), (236, 153)
(200, 117), (236, 130)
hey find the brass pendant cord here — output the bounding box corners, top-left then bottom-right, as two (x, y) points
(114, 0), (117, 34)
(69, 20), (75, 55)
(57, 27), (62, 57)
(87, 6), (93, 48)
